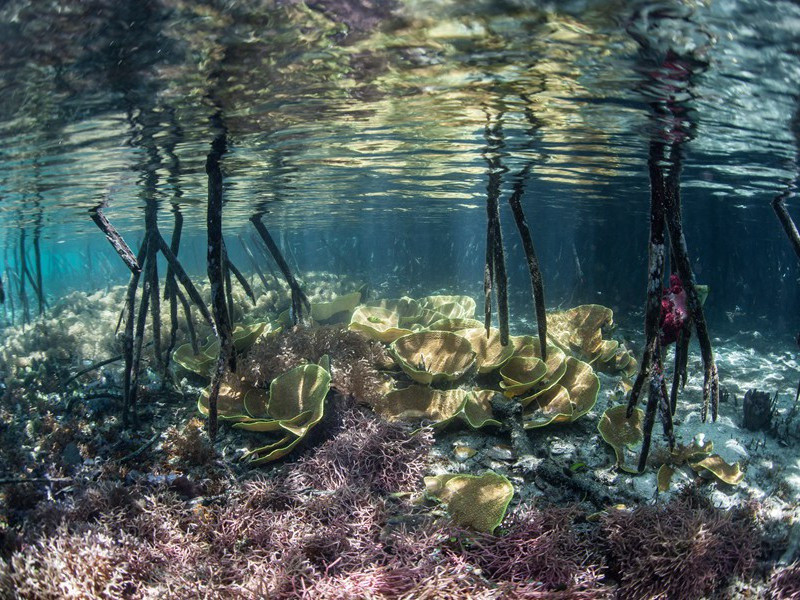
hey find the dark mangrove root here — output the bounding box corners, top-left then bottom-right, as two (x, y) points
(638, 355), (667, 473)
(155, 232), (213, 326)
(226, 255), (256, 303)
(483, 216), (494, 332)
(163, 208), (184, 379)
(18, 228), (30, 324)
(670, 327), (691, 415)
(490, 393), (535, 458)
(508, 164), (547, 361)
(239, 235), (271, 291)
(89, 204), (141, 274)
(662, 144), (719, 421)
(250, 213), (310, 325)
(206, 128), (234, 441)
(666, 147), (691, 417)
(174, 286), (199, 354)
(32, 210), (45, 316)
(223, 244), (235, 326)
(144, 203), (163, 372)
(482, 112), (510, 345)
(129, 264), (152, 419)
(772, 192), (800, 260)
(121, 239), (148, 426)
(163, 207), (183, 301)
(627, 140), (668, 418)
(65, 353), (126, 385)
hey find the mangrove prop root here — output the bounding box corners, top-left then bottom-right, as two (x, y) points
(206, 128), (234, 441)
(223, 247), (235, 326)
(508, 164), (547, 361)
(772, 192), (800, 260)
(482, 114), (510, 345)
(627, 140), (668, 418)
(175, 286), (198, 354)
(155, 232), (213, 327)
(165, 287), (179, 381)
(662, 144), (719, 421)
(163, 209), (184, 378)
(122, 238), (148, 426)
(490, 394), (535, 458)
(659, 366), (675, 450)
(18, 229), (30, 324)
(66, 354), (125, 385)
(163, 207), (183, 301)
(638, 357), (666, 473)
(145, 229), (163, 372)
(89, 205), (141, 274)
(483, 216), (494, 332)
(239, 235), (271, 291)
(670, 326), (691, 415)
(130, 268), (152, 418)
(226, 256), (256, 303)
(250, 213), (310, 325)
(118, 429), (162, 463)
(33, 215), (45, 315)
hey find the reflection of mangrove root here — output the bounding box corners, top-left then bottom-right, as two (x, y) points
(250, 213), (310, 325)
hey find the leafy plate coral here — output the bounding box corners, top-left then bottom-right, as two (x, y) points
(424, 471), (514, 533)
(390, 331), (476, 385)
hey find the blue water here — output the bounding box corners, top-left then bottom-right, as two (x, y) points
(0, 0), (798, 337)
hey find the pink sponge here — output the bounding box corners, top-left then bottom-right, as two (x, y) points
(660, 274), (687, 345)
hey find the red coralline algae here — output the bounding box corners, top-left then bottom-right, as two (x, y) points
(660, 273), (688, 345)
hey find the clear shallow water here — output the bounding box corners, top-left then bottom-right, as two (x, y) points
(0, 0), (798, 335)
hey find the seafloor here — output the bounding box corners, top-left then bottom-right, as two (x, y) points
(0, 275), (798, 599)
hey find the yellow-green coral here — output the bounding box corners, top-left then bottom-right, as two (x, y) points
(231, 361), (332, 464)
(373, 386), (468, 426)
(598, 404), (644, 473)
(349, 306), (412, 342)
(424, 471), (514, 533)
(459, 327), (515, 374)
(499, 356), (548, 397)
(390, 331), (476, 385)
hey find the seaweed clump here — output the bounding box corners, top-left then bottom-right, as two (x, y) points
(770, 562), (800, 599)
(600, 490), (759, 599)
(240, 325), (391, 406)
(286, 403), (433, 494)
(457, 505), (608, 597)
(162, 417), (216, 467)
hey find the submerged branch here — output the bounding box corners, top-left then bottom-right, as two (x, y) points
(89, 204), (141, 274)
